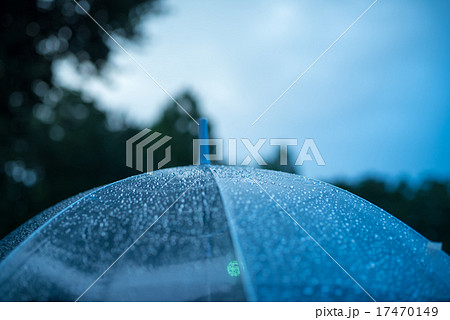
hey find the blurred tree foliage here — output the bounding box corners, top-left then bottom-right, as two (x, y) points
(152, 92), (214, 168)
(0, 0), (168, 239)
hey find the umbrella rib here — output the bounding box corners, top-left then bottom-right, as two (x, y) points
(0, 174), (144, 268)
(250, 177), (377, 302)
(75, 176), (201, 302)
(208, 167), (259, 301)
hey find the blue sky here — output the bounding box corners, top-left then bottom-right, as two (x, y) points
(56, 0), (450, 183)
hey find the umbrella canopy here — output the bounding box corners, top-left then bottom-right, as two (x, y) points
(0, 165), (449, 301)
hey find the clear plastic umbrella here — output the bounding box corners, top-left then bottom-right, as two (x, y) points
(0, 165), (449, 301)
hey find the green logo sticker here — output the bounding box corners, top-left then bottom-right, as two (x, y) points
(227, 260), (240, 277)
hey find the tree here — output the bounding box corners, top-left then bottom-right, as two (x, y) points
(0, 0), (162, 238)
(151, 91), (213, 168)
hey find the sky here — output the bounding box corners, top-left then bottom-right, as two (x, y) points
(56, 0), (450, 183)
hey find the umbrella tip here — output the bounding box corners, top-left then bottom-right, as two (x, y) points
(199, 118), (210, 165)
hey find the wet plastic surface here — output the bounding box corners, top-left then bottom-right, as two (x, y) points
(211, 166), (450, 301)
(0, 167), (245, 301)
(0, 188), (98, 261)
(0, 165), (449, 301)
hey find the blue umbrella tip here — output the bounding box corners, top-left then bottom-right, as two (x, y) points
(198, 118), (210, 165)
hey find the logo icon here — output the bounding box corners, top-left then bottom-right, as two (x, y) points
(126, 129), (172, 172)
(227, 260), (241, 277)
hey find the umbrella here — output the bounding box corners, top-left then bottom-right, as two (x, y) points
(0, 165), (449, 301)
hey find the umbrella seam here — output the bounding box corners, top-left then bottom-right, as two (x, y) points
(0, 173), (150, 269)
(75, 176), (201, 302)
(260, 167), (437, 247)
(208, 166), (258, 302)
(250, 176), (377, 302)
